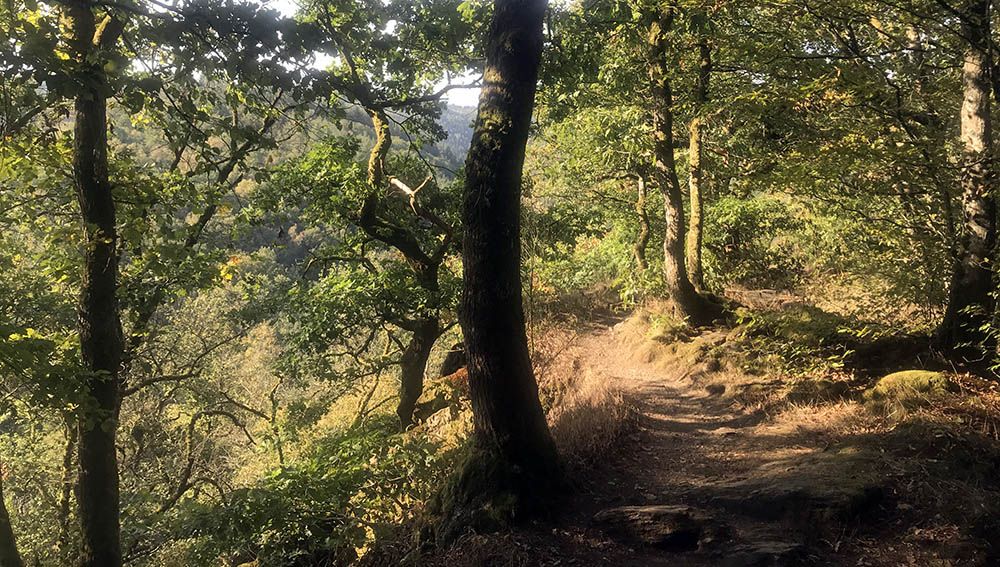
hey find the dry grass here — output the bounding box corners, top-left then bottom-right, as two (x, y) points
(546, 368), (639, 470)
(760, 400), (875, 439)
(530, 322), (640, 471)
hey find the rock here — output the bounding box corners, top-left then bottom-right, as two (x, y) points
(711, 427), (741, 436)
(704, 450), (884, 527)
(592, 505), (725, 551)
(413, 368), (470, 423)
(706, 383), (727, 396)
(439, 343), (466, 376)
(865, 370), (954, 403)
(719, 540), (806, 567)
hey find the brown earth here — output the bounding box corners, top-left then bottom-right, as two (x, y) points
(419, 315), (1000, 566)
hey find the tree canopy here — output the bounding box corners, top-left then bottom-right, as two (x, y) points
(4, 0), (1000, 564)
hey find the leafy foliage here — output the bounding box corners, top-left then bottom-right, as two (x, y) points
(179, 417), (459, 566)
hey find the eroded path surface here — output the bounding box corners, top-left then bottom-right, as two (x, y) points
(536, 322), (890, 566)
(426, 317), (999, 566)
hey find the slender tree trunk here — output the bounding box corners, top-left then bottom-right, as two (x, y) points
(66, 4), (124, 566)
(687, 115), (705, 291)
(438, 0), (562, 541)
(937, 0), (997, 356)
(366, 108), (392, 197)
(56, 420), (79, 560)
(634, 175), (650, 272)
(0, 460), (24, 567)
(646, 9), (717, 323)
(397, 319), (441, 429)
(361, 108), (449, 428)
(686, 12), (711, 291)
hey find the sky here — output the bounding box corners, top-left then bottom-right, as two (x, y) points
(267, 0), (482, 107)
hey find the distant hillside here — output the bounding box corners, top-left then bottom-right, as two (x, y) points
(111, 101), (477, 174)
(437, 104), (476, 167)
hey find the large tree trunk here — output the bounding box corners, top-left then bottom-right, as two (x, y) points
(646, 9), (718, 324)
(685, 12), (711, 291)
(0, 461), (24, 567)
(66, 5), (125, 566)
(437, 0), (562, 542)
(397, 319), (441, 429)
(634, 175), (651, 272)
(937, 0), (997, 357)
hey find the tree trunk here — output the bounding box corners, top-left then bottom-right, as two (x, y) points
(397, 319), (441, 429)
(56, 419), (78, 561)
(685, 13), (711, 291)
(937, 0), (997, 357)
(646, 9), (718, 323)
(0, 461), (24, 567)
(438, 0), (562, 542)
(686, 115), (705, 291)
(66, 4), (125, 566)
(360, 107), (449, 428)
(634, 175), (650, 272)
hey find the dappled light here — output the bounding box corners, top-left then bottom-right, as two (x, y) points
(3, 0), (1000, 565)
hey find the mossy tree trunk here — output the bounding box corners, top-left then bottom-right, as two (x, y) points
(360, 107), (450, 428)
(634, 174), (651, 272)
(646, 7), (718, 324)
(65, 3), (125, 566)
(397, 318), (441, 429)
(440, 0), (563, 541)
(685, 10), (711, 292)
(937, 0), (997, 357)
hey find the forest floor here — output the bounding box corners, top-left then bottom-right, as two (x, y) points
(424, 305), (1000, 567)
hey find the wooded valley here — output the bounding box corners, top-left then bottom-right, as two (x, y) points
(3, 0), (1000, 565)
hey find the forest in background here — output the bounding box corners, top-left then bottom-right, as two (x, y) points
(3, 0), (1000, 565)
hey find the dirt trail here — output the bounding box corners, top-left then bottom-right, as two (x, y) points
(428, 316), (998, 566)
(540, 322), (887, 566)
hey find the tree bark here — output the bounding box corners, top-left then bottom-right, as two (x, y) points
(397, 319), (441, 429)
(66, 4), (125, 566)
(0, 460), (24, 567)
(439, 0), (562, 541)
(634, 175), (650, 272)
(359, 108), (449, 428)
(646, 8), (718, 323)
(685, 12), (711, 291)
(937, 0), (997, 357)
(56, 420), (79, 561)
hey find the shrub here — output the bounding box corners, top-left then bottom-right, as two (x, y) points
(703, 195), (805, 291)
(734, 305), (862, 374)
(175, 417), (460, 566)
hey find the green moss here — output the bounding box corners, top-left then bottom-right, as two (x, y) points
(864, 370), (955, 416)
(865, 371), (953, 401)
(424, 443), (566, 548)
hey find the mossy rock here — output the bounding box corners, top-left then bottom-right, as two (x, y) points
(647, 312), (692, 343)
(865, 371), (954, 401)
(864, 370), (955, 414)
(785, 379), (851, 404)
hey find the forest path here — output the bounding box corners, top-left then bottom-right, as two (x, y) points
(540, 320), (884, 566)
